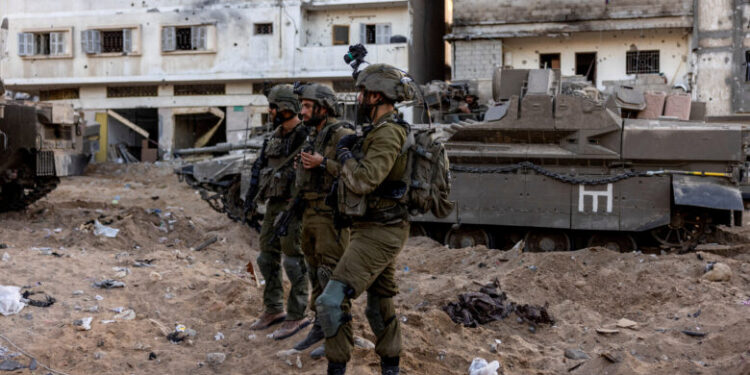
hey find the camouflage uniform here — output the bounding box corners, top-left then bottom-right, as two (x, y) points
(293, 84), (355, 350)
(316, 64), (413, 375)
(251, 85), (310, 322)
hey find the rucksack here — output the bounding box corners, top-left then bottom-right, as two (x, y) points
(399, 124), (459, 218)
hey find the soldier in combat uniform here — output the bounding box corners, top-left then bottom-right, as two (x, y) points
(247, 84), (311, 340)
(291, 83), (355, 356)
(316, 64), (413, 375)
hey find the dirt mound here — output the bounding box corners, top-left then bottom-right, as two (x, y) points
(0, 163), (748, 375)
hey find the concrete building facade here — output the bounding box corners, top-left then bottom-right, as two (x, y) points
(0, 0), (443, 161)
(446, 0), (750, 118)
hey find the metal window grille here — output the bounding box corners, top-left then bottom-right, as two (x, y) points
(626, 50), (660, 74)
(332, 25), (349, 46)
(745, 51), (750, 81)
(255, 23), (273, 35)
(175, 28), (192, 50)
(107, 86), (158, 98)
(174, 84), (225, 96)
(101, 30), (123, 53)
(39, 88), (80, 101)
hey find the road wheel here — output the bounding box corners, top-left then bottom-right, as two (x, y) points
(524, 230), (571, 252)
(445, 226), (492, 249)
(587, 232), (637, 252)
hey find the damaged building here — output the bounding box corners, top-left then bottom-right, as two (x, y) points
(0, 0), (444, 161)
(447, 0), (750, 118)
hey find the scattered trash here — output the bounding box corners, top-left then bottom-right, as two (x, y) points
(114, 309), (136, 321)
(681, 330), (707, 337)
(528, 265), (538, 271)
(148, 352), (157, 360)
(595, 328), (620, 335)
(21, 291), (55, 308)
(149, 272), (162, 281)
(214, 332), (224, 341)
(443, 279), (554, 328)
(72, 290), (84, 296)
(101, 320), (116, 324)
(247, 334), (257, 341)
(112, 195), (120, 205)
(0, 360), (25, 371)
(469, 357), (500, 375)
(0, 286), (25, 316)
(403, 266), (410, 272)
(191, 236), (218, 252)
(133, 259), (155, 268)
(0, 244), (7, 249)
(93, 279), (125, 289)
(111, 307), (124, 313)
(53, 228), (62, 233)
(600, 351), (622, 363)
(93, 220), (119, 238)
(112, 267), (130, 279)
(74, 317), (93, 331)
(1, 253), (8, 262)
(94, 295), (104, 301)
(702, 262), (731, 282)
(438, 350), (447, 360)
(167, 324), (196, 343)
(94, 351), (105, 360)
(615, 318), (638, 329)
(741, 299), (750, 306)
(206, 352), (226, 366)
(84, 306), (99, 313)
(564, 348), (590, 360)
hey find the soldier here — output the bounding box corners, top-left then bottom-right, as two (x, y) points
(246, 84), (311, 340)
(316, 64), (413, 375)
(291, 83), (355, 356)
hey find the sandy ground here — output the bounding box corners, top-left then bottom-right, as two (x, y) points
(0, 163), (749, 375)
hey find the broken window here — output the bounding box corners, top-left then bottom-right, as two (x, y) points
(174, 84), (225, 96)
(539, 53), (560, 69)
(626, 50), (660, 74)
(575, 52), (597, 83)
(82, 29), (133, 54)
(162, 26), (207, 52)
(255, 23), (273, 35)
(18, 31), (67, 56)
(360, 23), (391, 45)
(107, 86), (158, 98)
(333, 25), (349, 45)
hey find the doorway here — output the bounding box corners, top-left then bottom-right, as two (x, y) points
(575, 52), (597, 84)
(539, 53), (560, 69)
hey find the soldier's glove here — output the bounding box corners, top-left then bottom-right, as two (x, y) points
(336, 134), (358, 164)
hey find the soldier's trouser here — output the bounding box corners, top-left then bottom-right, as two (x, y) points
(257, 198), (308, 321)
(300, 202), (350, 314)
(318, 221), (409, 364)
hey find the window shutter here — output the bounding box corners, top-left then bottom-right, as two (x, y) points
(376, 24), (391, 44)
(50, 32), (64, 55)
(18, 33), (30, 56)
(359, 23), (366, 44)
(27, 33), (36, 56)
(92, 30), (101, 54)
(82, 29), (100, 54)
(123, 28), (132, 53)
(162, 26), (175, 51)
(81, 30), (90, 53)
(190, 26), (206, 50)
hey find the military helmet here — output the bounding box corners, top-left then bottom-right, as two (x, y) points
(297, 83), (339, 117)
(355, 64), (414, 103)
(266, 84), (300, 114)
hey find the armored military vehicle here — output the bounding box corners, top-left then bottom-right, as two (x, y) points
(0, 99), (87, 212)
(174, 141), (262, 224)
(411, 68), (747, 252)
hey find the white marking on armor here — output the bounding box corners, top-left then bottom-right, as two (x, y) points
(578, 184), (613, 213)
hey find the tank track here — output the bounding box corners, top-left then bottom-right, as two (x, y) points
(0, 176), (60, 213)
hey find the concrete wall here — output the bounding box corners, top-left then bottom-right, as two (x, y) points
(452, 39), (502, 81)
(502, 29), (690, 90)
(303, 5), (410, 46)
(452, 0), (693, 26)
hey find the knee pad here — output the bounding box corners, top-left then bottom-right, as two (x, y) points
(365, 293), (386, 336)
(256, 251), (279, 279)
(282, 255), (307, 283)
(316, 265), (333, 290)
(315, 280), (349, 338)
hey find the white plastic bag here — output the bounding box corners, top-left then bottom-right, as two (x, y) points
(469, 357), (500, 375)
(94, 220), (119, 238)
(0, 285), (25, 316)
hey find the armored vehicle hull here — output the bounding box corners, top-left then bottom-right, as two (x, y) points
(410, 69), (746, 252)
(0, 101), (87, 212)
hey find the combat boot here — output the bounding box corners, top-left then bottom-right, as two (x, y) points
(381, 356), (400, 375)
(293, 319), (325, 350)
(249, 311), (286, 330)
(271, 317), (311, 340)
(327, 361), (346, 375)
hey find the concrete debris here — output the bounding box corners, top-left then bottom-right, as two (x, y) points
(564, 348), (590, 360)
(93, 279), (125, 289)
(702, 262), (731, 282)
(74, 317), (93, 331)
(206, 352), (226, 366)
(114, 309), (136, 321)
(616, 318), (638, 329)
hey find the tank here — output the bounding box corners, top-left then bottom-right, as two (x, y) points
(410, 68), (747, 252)
(0, 99), (88, 212)
(174, 141), (262, 225)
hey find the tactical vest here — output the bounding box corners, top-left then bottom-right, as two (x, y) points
(257, 124), (307, 201)
(296, 121), (352, 201)
(345, 113), (409, 223)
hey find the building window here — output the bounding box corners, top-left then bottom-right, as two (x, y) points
(107, 86), (158, 98)
(174, 84), (225, 96)
(39, 88), (79, 101)
(254, 23), (273, 35)
(626, 50), (660, 74)
(333, 25), (349, 45)
(360, 23), (391, 45)
(162, 26), (208, 52)
(576, 52), (597, 83)
(539, 53), (560, 69)
(332, 79), (356, 92)
(18, 31), (69, 57)
(82, 28), (135, 54)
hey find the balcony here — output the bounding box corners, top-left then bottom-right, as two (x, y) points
(294, 43), (408, 78)
(302, 0), (408, 10)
